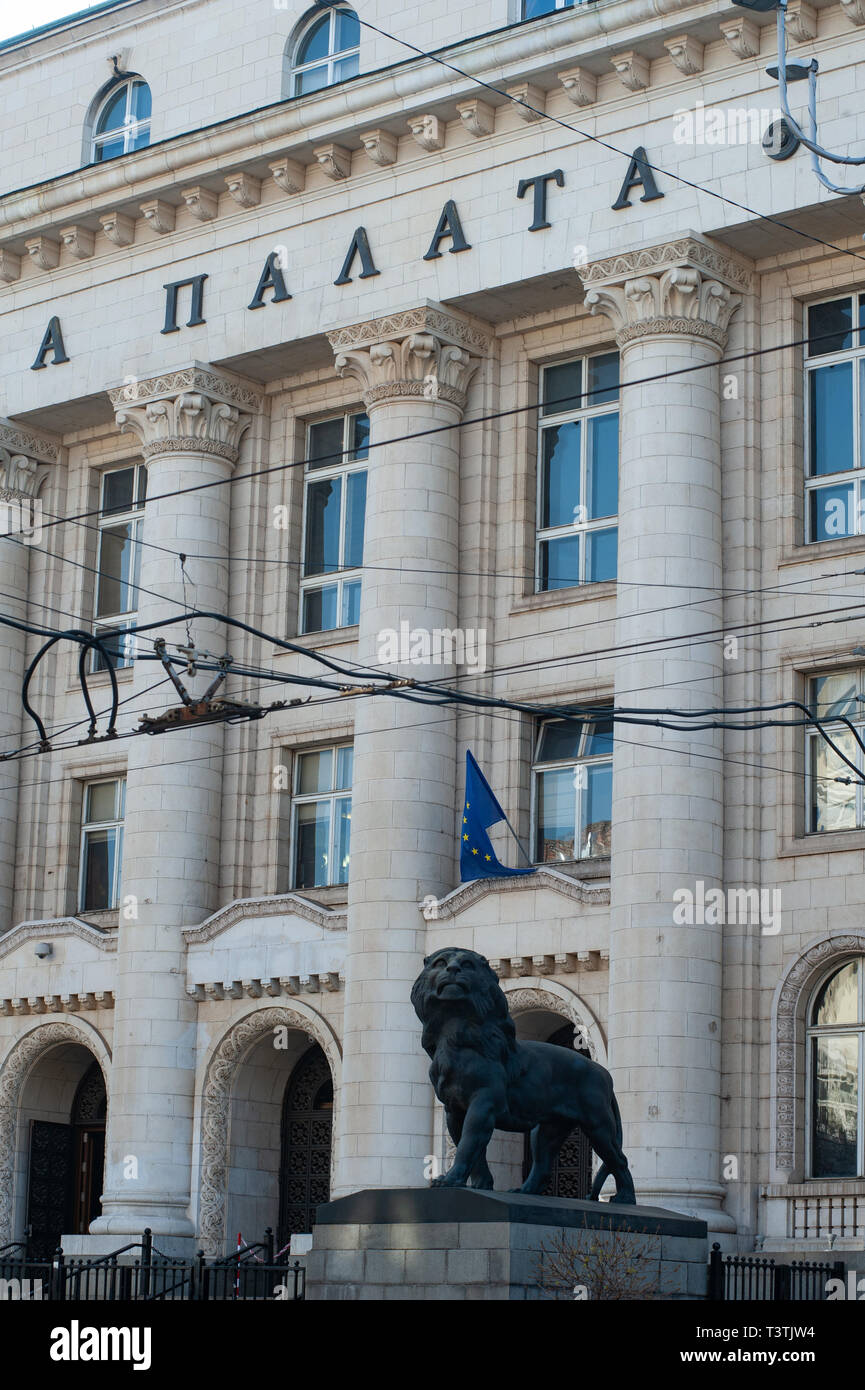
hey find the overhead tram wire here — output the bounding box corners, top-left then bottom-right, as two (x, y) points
(2, 326), (863, 546)
(1, 609), (862, 787)
(9, 514), (865, 696)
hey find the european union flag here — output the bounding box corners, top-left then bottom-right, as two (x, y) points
(460, 751), (536, 882)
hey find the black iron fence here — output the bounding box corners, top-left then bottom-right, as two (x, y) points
(0, 1228), (305, 1302)
(708, 1242), (844, 1301)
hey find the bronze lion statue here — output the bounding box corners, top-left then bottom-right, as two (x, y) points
(411, 946), (636, 1203)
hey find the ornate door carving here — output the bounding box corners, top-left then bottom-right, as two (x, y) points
(278, 1045), (333, 1244)
(522, 1022), (593, 1199)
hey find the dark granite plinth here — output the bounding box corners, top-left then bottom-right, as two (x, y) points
(305, 1188), (709, 1301)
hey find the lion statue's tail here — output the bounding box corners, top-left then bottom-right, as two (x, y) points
(586, 1092), (624, 1201)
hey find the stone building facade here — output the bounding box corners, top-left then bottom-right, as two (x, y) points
(1, 0), (865, 1265)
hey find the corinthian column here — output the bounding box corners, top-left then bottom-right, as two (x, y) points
(326, 306), (487, 1195)
(581, 238), (748, 1231)
(89, 366), (261, 1243)
(0, 421), (55, 933)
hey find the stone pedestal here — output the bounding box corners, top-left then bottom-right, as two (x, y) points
(305, 1188), (708, 1300)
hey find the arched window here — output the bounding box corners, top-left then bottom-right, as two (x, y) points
(808, 958), (865, 1177)
(91, 78), (151, 163)
(290, 7), (360, 97)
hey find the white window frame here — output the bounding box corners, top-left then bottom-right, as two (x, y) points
(804, 669), (865, 835)
(530, 715), (613, 864)
(290, 744), (353, 889)
(805, 958), (865, 1179)
(535, 352), (620, 593)
(522, 0), (577, 18)
(291, 7), (360, 97)
(91, 78), (151, 162)
(804, 292), (865, 544)
(299, 411), (368, 635)
(78, 777), (126, 912)
(92, 463), (146, 673)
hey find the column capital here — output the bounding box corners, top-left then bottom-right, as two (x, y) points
(327, 304), (490, 412)
(108, 363), (263, 464)
(581, 236), (751, 350)
(0, 419), (58, 500)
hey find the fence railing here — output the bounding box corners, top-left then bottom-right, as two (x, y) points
(708, 1243), (844, 1301)
(0, 1228), (305, 1302)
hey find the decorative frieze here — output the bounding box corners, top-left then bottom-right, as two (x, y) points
(489, 950), (605, 978)
(0, 991), (114, 1015)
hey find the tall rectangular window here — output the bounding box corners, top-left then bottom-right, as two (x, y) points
(92, 464), (146, 670)
(536, 352), (619, 591)
(292, 744), (352, 888)
(806, 670), (865, 833)
(532, 714), (613, 862)
(300, 412), (369, 635)
(805, 294), (865, 543)
(79, 777), (125, 911)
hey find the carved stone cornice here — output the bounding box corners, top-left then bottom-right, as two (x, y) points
(421, 866), (609, 921)
(0, 916), (117, 960)
(109, 365), (262, 464)
(328, 306), (488, 412)
(582, 239), (749, 350)
(0, 419), (59, 466)
(182, 892), (347, 945)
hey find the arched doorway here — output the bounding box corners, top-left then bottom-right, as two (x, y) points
(25, 1052), (107, 1259)
(278, 1044), (333, 1247)
(521, 1022), (593, 1199)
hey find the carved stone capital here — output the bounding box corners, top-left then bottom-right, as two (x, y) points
(108, 365), (262, 464)
(0, 419), (57, 500)
(582, 237), (749, 350)
(327, 306), (488, 413)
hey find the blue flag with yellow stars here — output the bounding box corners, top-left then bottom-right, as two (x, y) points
(460, 751), (537, 882)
